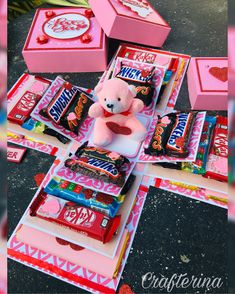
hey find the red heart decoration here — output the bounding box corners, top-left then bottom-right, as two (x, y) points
(106, 122), (132, 135)
(55, 237), (70, 246)
(209, 67), (228, 82)
(45, 11), (56, 18)
(80, 33), (92, 43)
(69, 243), (84, 251)
(36, 35), (49, 45)
(175, 137), (185, 148)
(141, 70), (150, 78)
(83, 189), (93, 199)
(85, 9), (94, 18)
(79, 157), (89, 163)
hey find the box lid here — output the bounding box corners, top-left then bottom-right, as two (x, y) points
(194, 57), (228, 93)
(106, 0), (170, 26)
(24, 7), (105, 51)
(89, 0), (171, 47)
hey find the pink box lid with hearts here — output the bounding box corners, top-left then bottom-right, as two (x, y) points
(22, 7), (108, 73)
(229, 27), (235, 96)
(187, 57), (228, 110)
(89, 0), (171, 47)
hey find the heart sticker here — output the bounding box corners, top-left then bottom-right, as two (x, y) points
(119, 0), (153, 18)
(40, 197), (61, 215)
(209, 67), (228, 82)
(106, 122), (132, 135)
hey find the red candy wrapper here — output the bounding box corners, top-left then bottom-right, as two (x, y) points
(8, 76), (51, 125)
(204, 116), (228, 182)
(8, 91), (42, 125)
(29, 191), (121, 244)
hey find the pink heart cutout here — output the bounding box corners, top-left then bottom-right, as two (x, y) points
(41, 197), (61, 215)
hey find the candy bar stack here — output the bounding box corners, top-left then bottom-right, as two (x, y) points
(8, 2), (227, 293)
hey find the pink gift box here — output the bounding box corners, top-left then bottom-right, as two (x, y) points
(89, 0), (171, 48)
(0, 0), (7, 48)
(187, 57), (228, 110)
(228, 27), (235, 96)
(22, 8), (108, 73)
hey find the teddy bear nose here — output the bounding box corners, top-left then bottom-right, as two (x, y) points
(107, 104), (114, 109)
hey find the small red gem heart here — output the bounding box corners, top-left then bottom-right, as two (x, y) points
(106, 122), (132, 135)
(209, 67), (228, 82)
(37, 35), (49, 44)
(84, 189), (93, 199)
(64, 82), (73, 90)
(175, 137), (185, 148)
(45, 11), (56, 18)
(141, 70), (150, 78)
(79, 157), (89, 163)
(85, 9), (94, 18)
(81, 33), (92, 43)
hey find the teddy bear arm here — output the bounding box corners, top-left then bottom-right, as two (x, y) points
(88, 102), (104, 118)
(129, 98), (145, 113)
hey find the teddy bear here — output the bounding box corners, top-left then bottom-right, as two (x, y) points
(88, 78), (147, 147)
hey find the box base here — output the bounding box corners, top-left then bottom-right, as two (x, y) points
(23, 48), (108, 73)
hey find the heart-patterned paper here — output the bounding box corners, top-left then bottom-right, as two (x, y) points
(209, 67), (228, 82)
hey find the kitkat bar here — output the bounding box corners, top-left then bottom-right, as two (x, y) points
(204, 116), (228, 182)
(8, 91), (42, 125)
(8, 75), (51, 125)
(29, 191), (121, 244)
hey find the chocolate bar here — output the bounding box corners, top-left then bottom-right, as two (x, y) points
(166, 112), (197, 158)
(43, 128), (70, 144)
(204, 116), (228, 182)
(8, 91), (42, 125)
(115, 62), (155, 107)
(64, 143), (129, 186)
(22, 117), (70, 144)
(42, 82), (93, 135)
(145, 113), (176, 156)
(182, 116), (216, 174)
(8, 76), (50, 125)
(29, 191), (121, 244)
(65, 156), (127, 187)
(158, 58), (179, 104)
(153, 162), (182, 170)
(120, 174), (136, 195)
(75, 142), (129, 169)
(44, 178), (125, 218)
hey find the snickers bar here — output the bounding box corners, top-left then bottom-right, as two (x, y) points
(166, 112), (197, 158)
(75, 142), (129, 169)
(115, 62), (155, 107)
(41, 82), (93, 135)
(65, 144), (129, 186)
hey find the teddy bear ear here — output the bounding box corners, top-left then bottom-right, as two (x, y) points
(128, 85), (137, 97)
(94, 83), (104, 94)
